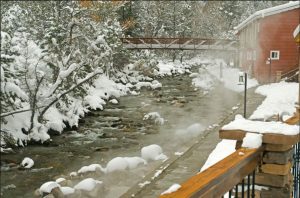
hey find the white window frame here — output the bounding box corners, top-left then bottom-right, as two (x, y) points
(247, 51), (252, 60)
(270, 50), (280, 60)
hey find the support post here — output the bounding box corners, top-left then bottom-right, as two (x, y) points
(244, 73), (247, 118)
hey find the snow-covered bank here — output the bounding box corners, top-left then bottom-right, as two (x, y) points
(154, 60), (192, 76)
(189, 58), (259, 92)
(1, 68), (163, 148)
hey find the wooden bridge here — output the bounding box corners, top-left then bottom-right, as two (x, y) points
(121, 37), (239, 51)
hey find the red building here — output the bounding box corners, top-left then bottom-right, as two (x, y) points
(235, 2), (300, 83)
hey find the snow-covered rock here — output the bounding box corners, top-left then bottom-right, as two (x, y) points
(106, 157), (129, 173)
(143, 112), (164, 125)
(55, 178), (66, 184)
(70, 172), (78, 177)
(78, 164), (105, 174)
(74, 178), (103, 191)
(109, 99), (118, 104)
(39, 181), (61, 194)
(141, 144), (168, 161)
(124, 157), (147, 169)
(60, 186), (75, 195)
(74, 178), (103, 197)
(21, 157), (34, 168)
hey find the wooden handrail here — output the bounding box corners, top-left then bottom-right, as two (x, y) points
(160, 147), (263, 198)
(281, 67), (299, 80)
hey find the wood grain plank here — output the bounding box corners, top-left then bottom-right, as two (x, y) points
(160, 148), (262, 198)
(219, 130), (300, 145)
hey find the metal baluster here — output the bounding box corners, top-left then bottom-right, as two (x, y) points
(252, 170), (255, 198)
(241, 179), (245, 198)
(247, 175), (251, 198)
(235, 184), (238, 198)
(229, 189), (232, 198)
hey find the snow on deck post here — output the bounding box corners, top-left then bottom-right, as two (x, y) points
(219, 117), (299, 197)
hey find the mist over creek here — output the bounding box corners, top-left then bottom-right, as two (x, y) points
(1, 65), (241, 198)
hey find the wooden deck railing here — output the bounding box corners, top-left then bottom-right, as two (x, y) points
(280, 66), (299, 82)
(160, 147), (263, 198)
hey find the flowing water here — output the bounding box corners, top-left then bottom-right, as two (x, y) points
(1, 70), (242, 198)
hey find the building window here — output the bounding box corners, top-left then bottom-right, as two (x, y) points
(247, 51), (252, 60)
(270, 50), (280, 60)
(253, 50), (256, 60)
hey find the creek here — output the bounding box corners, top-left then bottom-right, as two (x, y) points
(1, 68), (241, 198)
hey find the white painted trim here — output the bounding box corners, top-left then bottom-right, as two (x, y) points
(270, 50), (280, 60)
(235, 2), (299, 32)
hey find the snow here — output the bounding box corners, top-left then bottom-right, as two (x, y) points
(74, 178), (102, 191)
(143, 112), (164, 125)
(134, 80), (162, 90)
(150, 169), (163, 180)
(174, 152), (184, 156)
(1, 82), (28, 100)
(55, 178), (66, 184)
(106, 157), (129, 173)
(138, 181), (151, 188)
(44, 107), (66, 133)
(242, 133), (263, 148)
(124, 157), (147, 169)
(156, 60), (191, 76)
(141, 144), (168, 161)
(78, 164), (105, 174)
(232, 106), (239, 110)
(222, 114), (299, 135)
(70, 172), (78, 177)
(21, 157), (34, 168)
(293, 24), (300, 38)
(235, 1), (300, 32)
(60, 187), (75, 195)
(39, 181), (60, 194)
(190, 58), (258, 92)
(250, 82), (298, 120)
(161, 184), (181, 195)
(200, 140), (236, 172)
(109, 99), (118, 104)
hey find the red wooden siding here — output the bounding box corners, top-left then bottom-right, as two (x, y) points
(239, 8), (300, 83)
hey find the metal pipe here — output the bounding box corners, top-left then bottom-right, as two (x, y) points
(244, 73), (247, 118)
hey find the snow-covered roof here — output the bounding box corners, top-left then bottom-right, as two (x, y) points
(235, 1), (300, 32)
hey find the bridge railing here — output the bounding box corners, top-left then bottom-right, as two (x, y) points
(120, 37), (239, 51)
(160, 147), (263, 198)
